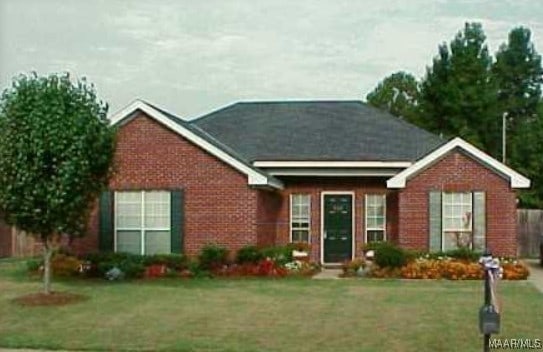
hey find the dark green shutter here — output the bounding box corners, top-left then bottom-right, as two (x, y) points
(170, 189), (184, 254)
(473, 192), (486, 251)
(99, 191), (114, 251)
(428, 191), (442, 252)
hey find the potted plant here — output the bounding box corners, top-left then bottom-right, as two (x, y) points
(290, 242), (311, 261)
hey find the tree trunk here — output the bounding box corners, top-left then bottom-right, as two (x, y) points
(43, 239), (53, 295)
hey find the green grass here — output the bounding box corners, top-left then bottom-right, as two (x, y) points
(0, 259), (542, 352)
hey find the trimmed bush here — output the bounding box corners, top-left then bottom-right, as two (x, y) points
(84, 252), (146, 279)
(261, 245), (293, 265)
(236, 245), (264, 264)
(373, 242), (408, 269)
(198, 244), (229, 270)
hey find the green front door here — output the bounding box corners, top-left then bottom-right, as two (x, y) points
(323, 194), (353, 263)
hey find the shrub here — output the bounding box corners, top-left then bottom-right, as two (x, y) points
(85, 252), (145, 279)
(443, 248), (482, 261)
(221, 259), (288, 277)
(51, 254), (82, 277)
(261, 245), (293, 265)
(198, 244), (229, 270)
(373, 242), (408, 268)
(26, 258), (42, 273)
(287, 242), (311, 252)
(236, 245), (264, 264)
(341, 258), (367, 277)
(502, 262), (529, 280)
(142, 254), (188, 271)
(186, 259), (212, 278)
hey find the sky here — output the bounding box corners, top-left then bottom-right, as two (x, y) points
(1, 0), (542, 119)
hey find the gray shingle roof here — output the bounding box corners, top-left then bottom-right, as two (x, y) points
(191, 101), (445, 162)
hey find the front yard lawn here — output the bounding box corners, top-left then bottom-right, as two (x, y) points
(0, 259), (541, 352)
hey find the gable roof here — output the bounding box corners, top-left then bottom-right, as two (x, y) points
(109, 100), (284, 189)
(192, 101), (445, 162)
(387, 137), (530, 189)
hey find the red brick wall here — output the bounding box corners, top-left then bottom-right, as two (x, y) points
(274, 177), (392, 261)
(398, 150), (518, 256)
(256, 190), (281, 247)
(386, 191), (400, 244)
(74, 112), (259, 257)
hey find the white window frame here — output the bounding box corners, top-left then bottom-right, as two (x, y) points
(289, 194), (311, 243)
(441, 192), (473, 251)
(114, 190), (171, 255)
(365, 194), (386, 243)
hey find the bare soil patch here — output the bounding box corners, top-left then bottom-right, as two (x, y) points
(12, 291), (88, 307)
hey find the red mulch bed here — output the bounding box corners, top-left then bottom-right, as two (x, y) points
(12, 291), (88, 307)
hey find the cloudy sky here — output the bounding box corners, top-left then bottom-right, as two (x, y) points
(1, 0), (542, 118)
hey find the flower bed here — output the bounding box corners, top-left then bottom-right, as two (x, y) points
(27, 243), (320, 281)
(344, 243), (530, 280)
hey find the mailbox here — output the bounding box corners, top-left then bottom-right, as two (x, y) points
(479, 304), (500, 334)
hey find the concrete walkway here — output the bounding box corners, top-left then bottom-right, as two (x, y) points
(312, 268), (342, 279)
(525, 259), (543, 294)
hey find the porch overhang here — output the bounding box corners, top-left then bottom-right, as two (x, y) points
(252, 161), (412, 177)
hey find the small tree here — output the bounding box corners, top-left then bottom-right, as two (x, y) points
(0, 73), (115, 294)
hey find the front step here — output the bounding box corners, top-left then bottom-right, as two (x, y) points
(322, 263), (342, 269)
(312, 268), (342, 279)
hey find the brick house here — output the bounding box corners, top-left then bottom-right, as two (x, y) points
(72, 100), (529, 263)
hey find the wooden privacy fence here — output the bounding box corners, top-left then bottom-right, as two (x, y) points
(517, 209), (543, 258)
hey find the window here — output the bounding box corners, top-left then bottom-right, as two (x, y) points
(115, 191), (171, 255)
(365, 194), (386, 243)
(290, 194), (311, 243)
(442, 192), (473, 251)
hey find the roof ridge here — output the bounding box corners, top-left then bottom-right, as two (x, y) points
(190, 100), (365, 123)
(189, 102), (241, 124)
(236, 99), (363, 104)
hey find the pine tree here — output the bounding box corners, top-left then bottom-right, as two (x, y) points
(493, 27), (543, 162)
(419, 22), (500, 156)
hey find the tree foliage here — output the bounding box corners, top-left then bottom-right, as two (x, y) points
(494, 27), (543, 137)
(366, 71), (421, 124)
(419, 22), (500, 156)
(0, 73), (116, 292)
(367, 23), (543, 208)
(493, 27), (543, 207)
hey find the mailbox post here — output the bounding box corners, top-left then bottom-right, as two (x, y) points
(479, 250), (502, 352)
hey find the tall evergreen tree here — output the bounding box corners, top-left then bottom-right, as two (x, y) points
(493, 27), (543, 162)
(419, 22), (500, 156)
(366, 71), (421, 124)
(510, 101), (543, 208)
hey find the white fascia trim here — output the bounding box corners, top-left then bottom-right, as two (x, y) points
(110, 100), (283, 189)
(386, 137), (531, 189)
(266, 169), (401, 177)
(254, 161), (412, 168)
